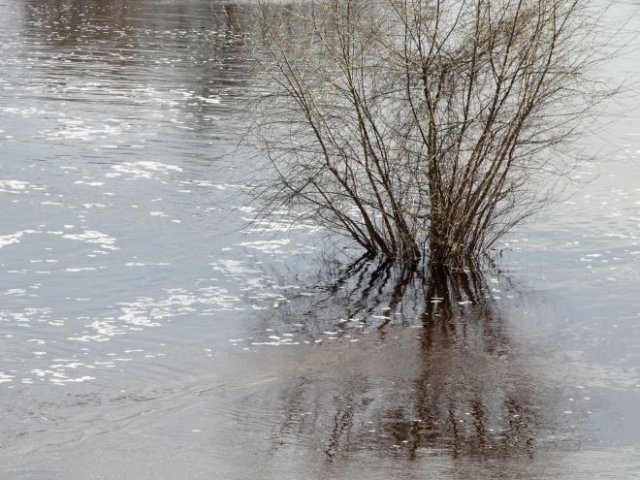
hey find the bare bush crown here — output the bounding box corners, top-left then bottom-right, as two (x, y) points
(253, 0), (609, 265)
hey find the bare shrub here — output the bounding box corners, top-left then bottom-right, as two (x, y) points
(252, 0), (612, 266)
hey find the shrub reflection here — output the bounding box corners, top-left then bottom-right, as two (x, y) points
(264, 258), (540, 461)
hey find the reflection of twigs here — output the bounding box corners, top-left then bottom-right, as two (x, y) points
(302, 255), (504, 336)
(376, 263), (418, 332)
(266, 257), (541, 460)
(325, 374), (367, 461)
(318, 252), (371, 295)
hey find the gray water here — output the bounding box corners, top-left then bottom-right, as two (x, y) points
(1, 1), (640, 478)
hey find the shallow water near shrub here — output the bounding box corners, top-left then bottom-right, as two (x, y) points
(1, 1), (640, 478)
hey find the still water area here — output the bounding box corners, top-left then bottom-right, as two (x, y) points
(1, 1), (640, 478)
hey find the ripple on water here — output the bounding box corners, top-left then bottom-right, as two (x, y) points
(0, 281), (245, 388)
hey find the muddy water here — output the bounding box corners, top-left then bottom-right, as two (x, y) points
(1, 1), (640, 479)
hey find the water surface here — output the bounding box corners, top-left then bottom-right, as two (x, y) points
(1, 1), (640, 478)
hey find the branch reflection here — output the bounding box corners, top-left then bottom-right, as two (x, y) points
(263, 258), (540, 461)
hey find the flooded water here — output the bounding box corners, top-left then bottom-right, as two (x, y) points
(1, 1), (640, 478)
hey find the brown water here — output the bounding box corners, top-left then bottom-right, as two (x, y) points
(1, 1), (640, 478)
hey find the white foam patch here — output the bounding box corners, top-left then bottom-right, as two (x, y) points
(75, 180), (105, 187)
(0, 180), (32, 193)
(250, 341), (300, 346)
(124, 261), (170, 267)
(69, 319), (124, 342)
(62, 229), (118, 251)
(238, 239), (290, 252)
(212, 259), (261, 276)
(246, 218), (323, 233)
(195, 96), (221, 104)
(181, 180), (246, 190)
(51, 375), (96, 385)
(68, 286), (241, 343)
(41, 118), (128, 141)
(3, 288), (27, 297)
(0, 307), (52, 326)
(108, 161), (183, 180)
(210, 259), (291, 308)
(237, 206), (256, 214)
(1, 106), (53, 117)
(0, 230), (36, 248)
